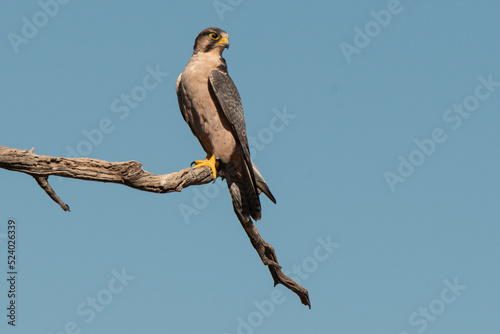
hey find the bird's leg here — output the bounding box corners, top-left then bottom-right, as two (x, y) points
(192, 154), (218, 179)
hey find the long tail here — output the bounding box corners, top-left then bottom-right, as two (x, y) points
(222, 161), (275, 221)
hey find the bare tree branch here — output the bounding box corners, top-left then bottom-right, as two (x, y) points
(0, 145), (214, 198)
(236, 212), (311, 308)
(0, 145), (310, 307)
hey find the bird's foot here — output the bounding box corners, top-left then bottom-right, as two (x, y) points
(192, 154), (218, 179)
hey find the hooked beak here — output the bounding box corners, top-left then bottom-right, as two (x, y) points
(217, 37), (229, 49)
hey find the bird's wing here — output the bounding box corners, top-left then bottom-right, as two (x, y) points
(176, 73), (190, 124)
(209, 69), (252, 167)
(209, 69), (276, 204)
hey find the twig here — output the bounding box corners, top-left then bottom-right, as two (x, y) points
(33, 176), (70, 211)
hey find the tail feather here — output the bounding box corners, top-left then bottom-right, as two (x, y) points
(222, 160), (276, 222)
(252, 164), (276, 204)
(223, 162), (260, 220)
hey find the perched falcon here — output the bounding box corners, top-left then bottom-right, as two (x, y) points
(176, 27), (276, 221)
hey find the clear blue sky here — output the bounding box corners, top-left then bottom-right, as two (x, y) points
(1, 1), (499, 333)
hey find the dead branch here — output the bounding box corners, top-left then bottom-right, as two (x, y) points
(0, 145), (310, 308)
(0, 145), (214, 201)
(235, 211), (311, 308)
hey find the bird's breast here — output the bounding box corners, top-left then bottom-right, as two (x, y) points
(179, 59), (236, 162)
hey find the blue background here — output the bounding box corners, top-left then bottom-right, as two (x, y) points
(1, 1), (499, 333)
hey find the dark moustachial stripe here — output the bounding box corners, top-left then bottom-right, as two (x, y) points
(203, 43), (215, 53)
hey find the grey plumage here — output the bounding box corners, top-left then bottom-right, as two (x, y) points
(209, 69), (276, 214)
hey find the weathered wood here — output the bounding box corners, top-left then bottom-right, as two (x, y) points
(33, 175), (71, 211)
(0, 145), (214, 193)
(0, 145), (310, 308)
(236, 211), (311, 308)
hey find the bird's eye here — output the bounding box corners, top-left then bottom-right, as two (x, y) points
(209, 33), (220, 40)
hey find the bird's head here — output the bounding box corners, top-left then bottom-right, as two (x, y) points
(193, 27), (229, 55)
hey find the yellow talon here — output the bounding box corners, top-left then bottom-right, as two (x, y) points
(193, 154), (218, 178)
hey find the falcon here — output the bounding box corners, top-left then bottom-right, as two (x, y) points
(176, 27), (276, 221)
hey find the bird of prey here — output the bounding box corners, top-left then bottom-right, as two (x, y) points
(176, 27), (276, 221)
